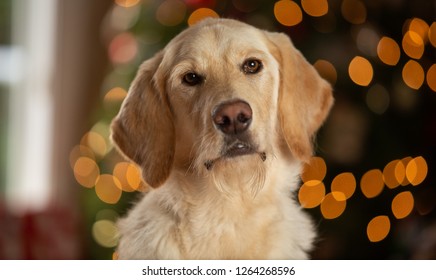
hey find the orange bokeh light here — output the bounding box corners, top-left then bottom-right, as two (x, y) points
(360, 169), (384, 198)
(392, 191), (414, 219)
(298, 180), (326, 208)
(301, 156), (327, 182)
(348, 56), (373, 86)
(367, 215), (390, 242)
(274, 0), (303, 27)
(188, 8), (219, 26)
(301, 0), (328, 17)
(402, 60), (425, 90)
(320, 193), (346, 219)
(377, 37), (401, 66)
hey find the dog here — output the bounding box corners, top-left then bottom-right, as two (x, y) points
(111, 18), (333, 259)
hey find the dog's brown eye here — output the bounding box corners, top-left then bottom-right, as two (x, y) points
(183, 72), (203, 86)
(242, 59), (262, 74)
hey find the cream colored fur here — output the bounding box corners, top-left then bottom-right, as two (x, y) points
(111, 18), (333, 259)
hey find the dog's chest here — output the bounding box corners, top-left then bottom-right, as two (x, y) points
(178, 196), (284, 259)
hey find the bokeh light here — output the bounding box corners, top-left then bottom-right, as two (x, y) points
(314, 59), (337, 85)
(367, 215), (390, 242)
(383, 159), (403, 189)
(406, 156), (428, 186)
(331, 172), (356, 201)
(341, 0), (366, 25)
(399, 157), (412, 186)
(298, 180), (326, 208)
(274, 0), (303, 27)
(402, 31), (424, 60)
(108, 32), (138, 64)
(188, 8), (219, 26)
(426, 64), (436, 92)
(429, 22), (436, 47)
(348, 56), (373, 86)
(80, 131), (108, 160)
(156, 0), (186, 27)
(95, 174), (122, 204)
(114, 0), (140, 8)
(408, 18), (429, 43)
(402, 60), (424, 90)
(377, 36), (401, 66)
(73, 157), (100, 188)
(92, 219), (119, 248)
(104, 87), (127, 104)
(366, 84), (390, 115)
(301, 156), (327, 182)
(69, 145), (95, 169)
(391, 191), (414, 219)
(360, 169), (384, 198)
(301, 0), (328, 17)
(113, 162), (143, 192)
(320, 193), (346, 219)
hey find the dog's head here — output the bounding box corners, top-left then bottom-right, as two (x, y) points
(111, 18), (333, 189)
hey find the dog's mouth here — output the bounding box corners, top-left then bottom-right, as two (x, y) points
(204, 140), (266, 170)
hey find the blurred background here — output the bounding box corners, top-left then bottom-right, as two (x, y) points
(0, 0), (435, 259)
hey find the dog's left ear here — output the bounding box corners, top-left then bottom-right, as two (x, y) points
(265, 32), (334, 162)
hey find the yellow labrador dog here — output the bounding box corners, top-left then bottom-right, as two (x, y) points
(111, 18), (333, 259)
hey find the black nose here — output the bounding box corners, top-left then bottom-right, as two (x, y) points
(213, 100), (252, 135)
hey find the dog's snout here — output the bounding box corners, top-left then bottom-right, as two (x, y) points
(213, 100), (252, 134)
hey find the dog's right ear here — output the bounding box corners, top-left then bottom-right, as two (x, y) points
(111, 51), (175, 188)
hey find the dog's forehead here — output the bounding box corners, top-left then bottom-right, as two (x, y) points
(165, 20), (269, 62)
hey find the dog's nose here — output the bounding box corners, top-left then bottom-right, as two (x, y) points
(213, 100), (252, 134)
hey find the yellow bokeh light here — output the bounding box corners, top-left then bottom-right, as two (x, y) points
(348, 56), (373, 86)
(341, 0), (366, 25)
(367, 215), (390, 242)
(429, 22), (436, 47)
(92, 219), (119, 248)
(188, 8), (219, 26)
(406, 156), (428, 186)
(377, 36), (401, 66)
(298, 180), (326, 208)
(331, 172), (356, 201)
(320, 193), (346, 219)
(95, 174), (122, 204)
(81, 131), (108, 159)
(301, 156), (327, 182)
(392, 191), (414, 219)
(69, 145), (95, 169)
(408, 18), (429, 43)
(314, 59), (337, 85)
(113, 162), (142, 192)
(156, 0), (186, 27)
(402, 60), (424, 90)
(73, 157), (100, 188)
(126, 164), (142, 190)
(426, 64), (436, 92)
(402, 31), (424, 60)
(301, 0), (328, 17)
(115, 0), (140, 8)
(360, 169), (384, 198)
(104, 87), (127, 103)
(274, 0), (303, 27)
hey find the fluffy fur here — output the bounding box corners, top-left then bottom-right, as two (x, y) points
(111, 18), (333, 259)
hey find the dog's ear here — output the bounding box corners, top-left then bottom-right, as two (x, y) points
(111, 51), (175, 188)
(265, 32), (333, 162)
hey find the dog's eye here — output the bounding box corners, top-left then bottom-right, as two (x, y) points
(242, 59), (262, 74)
(183, 72), (203, 86)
